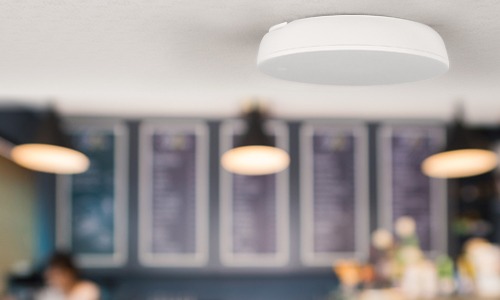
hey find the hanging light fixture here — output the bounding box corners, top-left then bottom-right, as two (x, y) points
(421, 113), (498, 178)
(221, 105), (290, 175)
(10, 108), (90, 174)
(257, 15), (449, 85)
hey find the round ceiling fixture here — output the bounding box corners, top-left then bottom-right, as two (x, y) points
(257, 15), (449, 85)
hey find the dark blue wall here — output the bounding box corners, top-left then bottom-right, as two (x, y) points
(6, 108), (500, 300)
(85, 120), (338, 299)
(12, 112), (487, 300)
(20, 119), (338, 300)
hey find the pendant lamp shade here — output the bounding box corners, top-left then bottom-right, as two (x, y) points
(10, 109), (90, 174)
(221, 108), (290, 176)
(421, 120), (498, 178)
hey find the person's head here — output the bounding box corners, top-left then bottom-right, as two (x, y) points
(44, 252), (80, 291)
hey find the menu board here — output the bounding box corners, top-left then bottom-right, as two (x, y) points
(300, 123), (369, 266)
(378, 125), (447, 253)
(219, 121), (289, 267)
(57, 122), (128, 267)
(139, 122), (208, 267)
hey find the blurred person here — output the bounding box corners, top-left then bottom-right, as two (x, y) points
(36, 252), (99, 300)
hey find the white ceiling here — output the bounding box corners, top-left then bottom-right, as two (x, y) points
(1, 0), (500, 123)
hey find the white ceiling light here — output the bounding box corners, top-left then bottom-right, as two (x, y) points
(257, 15), (449, 85)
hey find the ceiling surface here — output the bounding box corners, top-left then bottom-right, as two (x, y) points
(1, 0), (500, 123)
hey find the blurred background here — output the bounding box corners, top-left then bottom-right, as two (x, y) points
(2, 1), (500, 300)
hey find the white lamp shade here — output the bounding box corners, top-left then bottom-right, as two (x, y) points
(221, 145), (290, 176)
(11, 143), (90, 174)
(258, 15), (449, 85)
(421, 149), (498, 178)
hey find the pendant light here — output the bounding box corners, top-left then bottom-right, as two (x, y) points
(221, 106), (290, 176)
(10, 108), (90, 174)
(421, 111), (498, 178)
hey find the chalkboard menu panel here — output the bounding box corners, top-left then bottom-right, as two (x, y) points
(378, 125), (447, 253)
(220, 121), (289, 267)
(139, 122), (208, 267)
(57, 122), (128, 267)
(300, 123), (369, 266)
